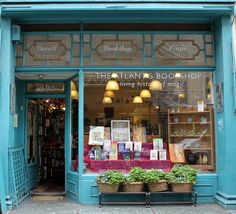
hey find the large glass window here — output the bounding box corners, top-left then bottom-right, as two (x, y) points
(84, 72), (215, 173)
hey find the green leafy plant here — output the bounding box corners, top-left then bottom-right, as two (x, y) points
(166, 165), (198, 184)
(143, 169), (166, 183)
(97, 170), (124, 185)
(124, 167), (146, 183)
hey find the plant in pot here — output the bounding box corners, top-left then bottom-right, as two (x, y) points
(123, 167), (145, 192)
(144, 169), (168, 192)
(96, 170), (124, 193)
(166, 164), (198, 192)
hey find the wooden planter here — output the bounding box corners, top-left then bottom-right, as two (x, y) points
(148, 180), (168, 192)
(171, 183), (192, 192)
(123, 182), (144, 192)
(96, 180), (119, 193)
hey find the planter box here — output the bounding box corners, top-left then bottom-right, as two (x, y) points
(123, 182), (144, 192)
(171, 183), (192, 192)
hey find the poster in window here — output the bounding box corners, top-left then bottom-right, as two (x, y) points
(215, 82), (224, 112)
(88, 126), (104, 145)
(133, 127), (146, 143)
(111, 120), (130, 143)
(153, 138), (163, 150)
(169, 144), (185, 163)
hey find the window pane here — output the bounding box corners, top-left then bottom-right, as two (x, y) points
(84, 72), (215, 173)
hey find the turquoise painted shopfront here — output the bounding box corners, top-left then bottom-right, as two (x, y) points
(0, 0), (236, 212)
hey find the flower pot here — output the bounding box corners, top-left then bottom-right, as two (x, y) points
(148, 180), (168, 192)
(123, 182), (144, 192)
(96, 180), (119, 193)
(171, 183), (192, 192)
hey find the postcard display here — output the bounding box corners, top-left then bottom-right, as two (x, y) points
(86, 120), (171, 172)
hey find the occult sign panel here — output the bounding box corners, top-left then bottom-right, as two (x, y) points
(156, 40), (200, 60)
(28, 40), (68, 61)
(95, 40), (138, 60)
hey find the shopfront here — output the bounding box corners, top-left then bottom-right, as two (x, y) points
(1, 1), (236, 210)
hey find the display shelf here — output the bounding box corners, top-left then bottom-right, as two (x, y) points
(168, 108), (215, 170)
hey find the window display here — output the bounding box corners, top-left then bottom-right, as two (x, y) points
(84, 72), (214, 173)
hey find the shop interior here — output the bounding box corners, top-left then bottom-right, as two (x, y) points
(28, 98), (67, 194)
(82, 72), (215, 173)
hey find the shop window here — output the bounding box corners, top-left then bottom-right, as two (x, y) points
(84, 72), (215, 173)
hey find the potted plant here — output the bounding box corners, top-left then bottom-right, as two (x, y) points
(123, 167), (145, 192)
(96, 170), (124, 193)
(166, 165), (198, 192)
(144, 169), (168, 192)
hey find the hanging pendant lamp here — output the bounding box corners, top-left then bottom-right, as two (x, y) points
(71, 89), (78, 100)
(140, 89), (151, 98)
(104, 90), (115, 98)
(103, 97), (112, 104)
(149, 80), (162, 91)
(106, 80), (119, 90)
(133, 96), (143, 104)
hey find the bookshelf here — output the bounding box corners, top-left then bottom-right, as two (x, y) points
(168, 108), (215, 170)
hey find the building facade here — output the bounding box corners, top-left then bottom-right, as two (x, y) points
(0, 0), (236, 212)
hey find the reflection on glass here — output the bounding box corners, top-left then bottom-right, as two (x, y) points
(84, 72), (214, 173)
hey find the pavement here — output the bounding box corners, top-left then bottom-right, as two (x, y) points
(8, 198), (236, 214)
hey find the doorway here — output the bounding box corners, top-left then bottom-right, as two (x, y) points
(27, 98), (66, 195)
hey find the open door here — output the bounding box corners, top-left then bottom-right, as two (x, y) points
(65, 78), (79, 202)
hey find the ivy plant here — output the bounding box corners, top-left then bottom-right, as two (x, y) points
(143, 169), (166, 183)
(97, 170), (124, 185)
(166, 165), (198, 184)
(124, 167), (146, 183)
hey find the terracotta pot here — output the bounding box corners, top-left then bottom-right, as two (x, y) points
(96, 180), (119, 193)
(123, 182), (144, 192)
(148, 180), (168, 192)
(171, 183), (192, 192)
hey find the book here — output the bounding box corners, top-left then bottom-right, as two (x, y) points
(134, 151), (141, 160)
(125, 141), (133, 151)
(153, 138), (163, 150)
(133, 127), (146, 143)
(150, 150), (158, 160)
(109, 141), (118, 160)
(159, 149), (167, 160)
(118, 143), (125, 152)
(169, 144), (185, 163)
(122, 149), (131, 160)
(134, 142), (142, 152)
(88, 126), (104, 145)
(104, 127), (111, 140)
(103, 140), (111, 152)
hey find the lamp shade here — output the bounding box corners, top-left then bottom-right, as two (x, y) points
(104, 90), (115, 98)
(111, 72), (119, 79)
(106, 80), (119, 90)
(71, 81), (76, 90)
(102, 97), (112, 104)
(143, 73), (150, 79)
(133, 96), (143, 104)
(71, 89), (78, 100)
(175, 73), (181, 78)
(178, 93), (185, 99)
(140, 89), (151, 98)
(149, 80), (162, 91)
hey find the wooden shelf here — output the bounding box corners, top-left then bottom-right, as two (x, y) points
(168, 108), (215, 170)
(170, 135), (211, 137)
(170, 122), (210, 125)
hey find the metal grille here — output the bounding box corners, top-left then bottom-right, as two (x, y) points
(9, 147), (30, 208)
(21, 23), (211, 32)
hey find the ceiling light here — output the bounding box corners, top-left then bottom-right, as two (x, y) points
(178, 93), (185, 99)
(133, 96), (143, 104)
(111, 73), (119, 79)
(71, 81), (76, 90)
(104, 90), (115, 98)
(102, 97), (112, 104)
(175, 73), (182, 78)
(106, 80), (119, 90)
(71, 89), (78, 100)
(140, 89), (151, 98)
(143, 73), (150, 79)
(149, 80), (162, 91)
